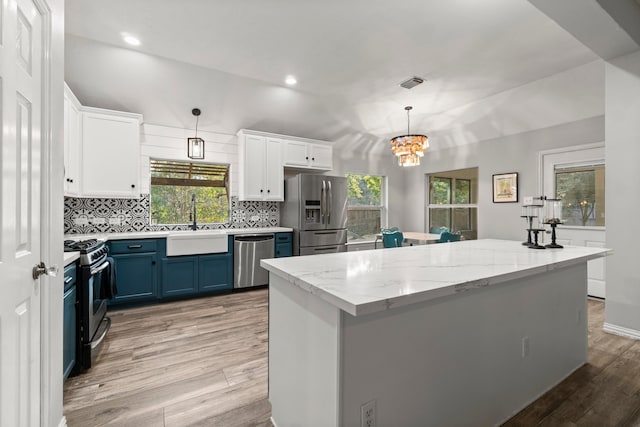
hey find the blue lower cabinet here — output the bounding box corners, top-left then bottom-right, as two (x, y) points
(161, 256), (198, 297)
(110, 252), (159, 305)
(63, 263), (77, 380)
(275, 232), (293, 258)
(161, 253), (232, 297)
(199, 254), (233, 292)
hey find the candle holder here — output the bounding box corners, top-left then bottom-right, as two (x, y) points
(542, 198), (564, 249)
(520, 205), (537, 246)
(529, 228), (546, 249)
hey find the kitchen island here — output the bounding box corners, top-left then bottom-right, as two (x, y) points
(261, 239), (610, 427)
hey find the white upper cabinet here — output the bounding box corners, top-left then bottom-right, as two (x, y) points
(238, 131), (284, 201)
(283, 139), (333, 170)
(81, 108), (142, 198)
(63, 84), (143, 198)
(63, 84), (81, 196)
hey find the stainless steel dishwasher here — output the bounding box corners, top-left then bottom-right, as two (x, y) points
(234, 234), (275, 288)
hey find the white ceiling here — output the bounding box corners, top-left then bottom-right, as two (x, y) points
(65, 0), (604, 152)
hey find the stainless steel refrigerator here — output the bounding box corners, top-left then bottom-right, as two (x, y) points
(281, 174), (348, 256)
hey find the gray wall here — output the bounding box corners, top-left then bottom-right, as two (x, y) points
(605, 49), (640, 333)
(401, 116), (605, 240)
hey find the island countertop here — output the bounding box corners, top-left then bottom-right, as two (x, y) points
(261, 238), (611, 316)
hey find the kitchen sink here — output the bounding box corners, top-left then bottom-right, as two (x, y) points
(166, 230), (228, 256)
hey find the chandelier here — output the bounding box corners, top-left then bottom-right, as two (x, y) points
(390, 106), (429, 167)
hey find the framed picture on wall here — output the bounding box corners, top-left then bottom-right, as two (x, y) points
(492, 172), (518, 203)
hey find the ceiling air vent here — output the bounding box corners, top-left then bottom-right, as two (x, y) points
(400, 76), (425, 89)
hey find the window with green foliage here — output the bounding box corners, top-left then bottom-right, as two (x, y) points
(427, 168), (478, 239)
(346, 173), (385, 242)
(555, 164), (605, 226)
(150, 159), (230, 225)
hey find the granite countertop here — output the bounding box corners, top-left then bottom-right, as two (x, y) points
(64, 227), (293, 241)
(261, 239), (611, 317)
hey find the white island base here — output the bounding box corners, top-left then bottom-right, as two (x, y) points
(268, 254), (593, 426)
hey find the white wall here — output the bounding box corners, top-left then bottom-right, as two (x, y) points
(400, 116), (605, 239)
(140, 124), (239, 196)
(604, 49), (640, 335)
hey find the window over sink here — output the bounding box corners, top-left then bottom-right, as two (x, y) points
(150, 159), (230, 225)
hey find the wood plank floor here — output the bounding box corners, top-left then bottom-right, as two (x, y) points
(64, 292), (640, 426)
(63, 289), (272, 427)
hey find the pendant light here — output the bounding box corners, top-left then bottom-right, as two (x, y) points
(390, 106), (429, 167)
(187, 108), (205, 159)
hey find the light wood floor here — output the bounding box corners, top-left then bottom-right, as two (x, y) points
(63, 289), (271, 426)
(64, 292), (640, 426)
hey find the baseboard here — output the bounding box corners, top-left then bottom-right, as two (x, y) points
(603, 322), (640, 340)
(58, 416), (68, 427)
(270, 416), (278, 427)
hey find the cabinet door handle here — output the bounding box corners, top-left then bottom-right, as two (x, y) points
(128, 244), (143, 249)
(70, 179), (74, 183)
(260, 189), (263, 193)
(305, 156), (309, 160)
(312, 157), (315, 161)
(131, 184), (136, 189)
(64, 276), (73, 284)
(151, 260), (156, 265)
(267, 189), (270, 193)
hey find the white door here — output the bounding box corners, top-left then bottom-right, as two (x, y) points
(541, 143), (606, 298)
(0, 0), (47, 424)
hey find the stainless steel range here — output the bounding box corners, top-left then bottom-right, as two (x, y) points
(64, 239), (113, 374)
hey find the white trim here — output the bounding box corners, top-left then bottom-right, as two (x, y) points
(63, 83), (81, 109)
(238, 128), (333, 146)
(560, 225), (606, 231)
(537, 141), (605, 196)
(603, 322), (640, 340)
(36, 0), (55, 424)
(58, 416), (68, 427)
(270, 417), (278, 427)
(80, 105), (143, 122)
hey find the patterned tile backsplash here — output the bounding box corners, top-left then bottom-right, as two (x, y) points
(64, 195), (280, 234)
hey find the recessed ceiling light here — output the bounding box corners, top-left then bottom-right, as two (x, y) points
(285, 76), (297, 86)
(122, 34), (141, 46)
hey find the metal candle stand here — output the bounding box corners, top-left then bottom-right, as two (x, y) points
(521, 204), (545, 249)
(520, 205), (536, 247)
(542, 197), (564, 249)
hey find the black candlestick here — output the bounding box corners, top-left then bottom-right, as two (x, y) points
(545, 222), (563, 249)
(529, 228), (546, 249)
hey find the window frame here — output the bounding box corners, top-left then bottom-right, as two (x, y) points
(426, 171), (478, 236)
(149, 158), (231, 225)
(345, 173), (387, 243)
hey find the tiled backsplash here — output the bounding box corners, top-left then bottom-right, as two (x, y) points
(64, 195), (279, 234)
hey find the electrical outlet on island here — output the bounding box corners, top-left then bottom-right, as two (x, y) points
(361, 399), (376, 427)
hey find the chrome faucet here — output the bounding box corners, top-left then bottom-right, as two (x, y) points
(189, 193), (197, 230)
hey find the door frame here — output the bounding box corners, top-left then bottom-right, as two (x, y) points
(537, 142), (605, 200)
(36, 0), (64, 424)
(537, 142), (606, 298)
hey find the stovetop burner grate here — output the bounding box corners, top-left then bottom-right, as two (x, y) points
(64, 239), (101, 253)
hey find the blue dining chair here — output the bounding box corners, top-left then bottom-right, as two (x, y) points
(439, 231), (461, 243)
(430, 226), (449, 235)
(382, 230), (404, 248)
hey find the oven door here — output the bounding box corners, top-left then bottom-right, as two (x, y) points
(87, 259), (110, 341)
